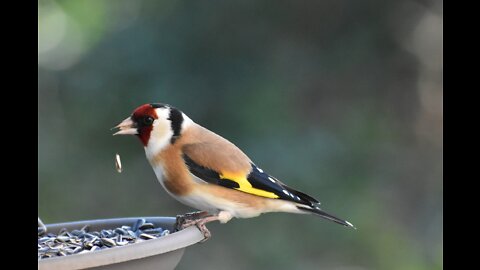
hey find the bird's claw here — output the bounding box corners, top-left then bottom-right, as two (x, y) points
(179, 218), (211, 242)
(194, 221), (211, 242)
(174, 212), (214, 243)
(174, 211), (209, 232)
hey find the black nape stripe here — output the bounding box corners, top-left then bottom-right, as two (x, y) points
(168, 107), (184, 144)
(150, 103), (168, 108)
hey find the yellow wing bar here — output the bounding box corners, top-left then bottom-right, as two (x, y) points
(220, 172), (279, 199)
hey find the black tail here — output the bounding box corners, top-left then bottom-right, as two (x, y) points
(297, 206), (356, 229)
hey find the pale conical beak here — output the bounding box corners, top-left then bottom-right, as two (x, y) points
(112, 117), (138, 135)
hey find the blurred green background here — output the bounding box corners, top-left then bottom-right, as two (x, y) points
(38, 0), (442, 269)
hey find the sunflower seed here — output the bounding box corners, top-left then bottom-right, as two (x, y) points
(38, 218), (170, 260)
(59, 228), (68, 235)
(139, 233), (156, 240)
(38, 227), (46, 235)
(127, 230), (137, 238)
(139, 222), (155, 230)
(83, 241), (94, 249)
(80, 225), (90, 232)
(114, 228), (128, 235)
(142, 228), (163, 234)
(38, 237), (51, 244)
(71, 230), (83, 236)
(56, 236), (70, 242)
(115, 153), (122, 173)
(83, 233), (96, 239)
(38, 217), (47, 236)
(132, 219), (145, 231)
(101, 238), (116, 247)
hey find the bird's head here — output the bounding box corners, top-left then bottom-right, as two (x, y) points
(113, 103), (190, 153)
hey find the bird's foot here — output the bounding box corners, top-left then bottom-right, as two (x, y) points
(194, 220), (211, 243)
(176, 214), (221, 243)
(174, 211), (210, 232)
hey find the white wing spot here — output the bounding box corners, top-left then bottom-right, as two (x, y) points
(282, 190), (289, 195)
(268, 177), (276, 183)
(257, 168), (264, 173)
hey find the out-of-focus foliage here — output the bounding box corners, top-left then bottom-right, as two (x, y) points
(38, 0), (442, 269)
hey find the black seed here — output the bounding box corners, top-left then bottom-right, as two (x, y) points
(132, 219), (146, 231)
(38, 221), (169, 259)
(139, 222), (155, 230)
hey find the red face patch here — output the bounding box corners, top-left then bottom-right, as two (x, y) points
(131, 104), (159, 146)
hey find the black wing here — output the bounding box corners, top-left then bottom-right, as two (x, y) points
(183, 153), (319, 207)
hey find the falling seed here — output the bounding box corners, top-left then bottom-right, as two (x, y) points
(115, 153), (122, 173)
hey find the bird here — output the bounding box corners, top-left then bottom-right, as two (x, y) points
(113, 103), (355, 239)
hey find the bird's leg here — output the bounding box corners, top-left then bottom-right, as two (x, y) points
(178, 215), (220, 242)
(177, 211), (209, 220)
(174, 211), (210, 232)
(179, 211), (233, 242)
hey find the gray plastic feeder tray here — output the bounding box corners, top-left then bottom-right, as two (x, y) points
(38, 217), (206, 270)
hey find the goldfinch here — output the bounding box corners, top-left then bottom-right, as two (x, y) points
(114, 103), (355, 238)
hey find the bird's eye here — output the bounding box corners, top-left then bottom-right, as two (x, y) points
(143, 116), (154, 126)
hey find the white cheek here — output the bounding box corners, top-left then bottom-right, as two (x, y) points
(147, 126), (173, 155)
(145, 110), (173, 157)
